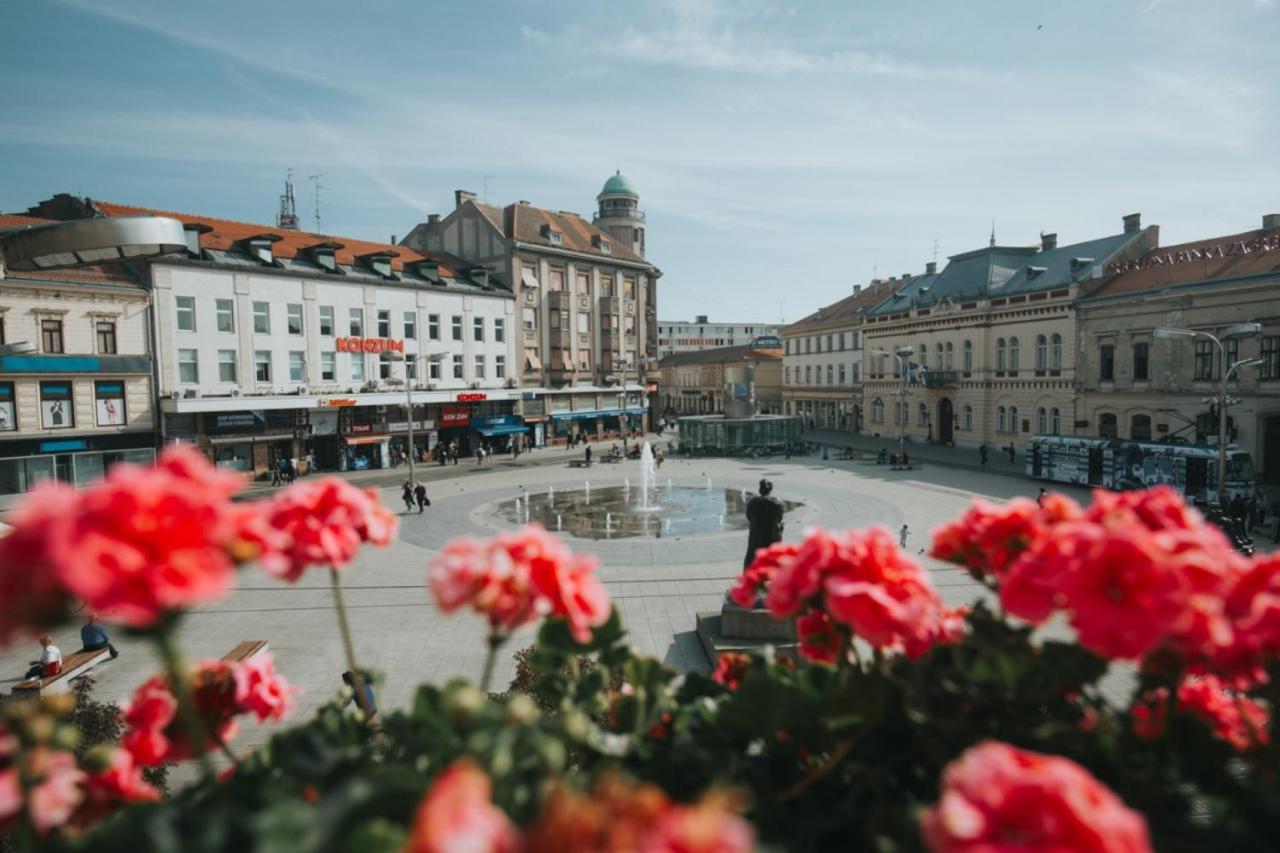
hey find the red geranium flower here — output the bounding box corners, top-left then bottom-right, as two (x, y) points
(72, 747), (162, 831)
(404, 760), (519, 853)
(711, 652), (751, 690)
(262, 478), (398, 582)
(920, 740), (1152, 853)
(0, 485), (80, 646)
(730, 542), (799, 609)
(1141, 675), (1271, 752)
(796, 609), (842, 665)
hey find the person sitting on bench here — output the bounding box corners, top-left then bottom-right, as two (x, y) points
(80, 613), (119, 659)
(25, 635), (62, 680)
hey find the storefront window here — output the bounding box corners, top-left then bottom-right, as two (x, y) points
(94, 381), (126, 426)
(39, 382), (73, 429)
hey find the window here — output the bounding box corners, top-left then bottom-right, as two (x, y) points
(319, 306), (334, 336)
(452, 316), (463, 341)
(995, 338), (1006, 371)
(997, 406), (1007, 432)
(379, 352), (394, 380)
(350, 354), (366, 381)
(496, 355), (506, 379)
(963, 405), (973, 430)
(1099, 344), (1115, 382)
(452, 354), (464, 379)
(289, 351), (305, 383)
(1051, 334), (1062, 369)
(349, 308), (364, 337)
(217, 350), (237, 382)
(805, 366), (812, 385)
(320, 352), (336, 381)
(406, 359), (418, 381)
(94, 381), (126, 426)
(428, 314), (440, 340)
(852, 363), (860, 382)
(872, 398), (884, 423)
(1050, 408), (1061, 435)
(253, 302), (270, 334)
(919, 343), (927, 368)
(1009, 337), (1020, 372)
(254, 351), (272, 383)
(523, 308), (537, 330)
(838, 364), (846, 384)
(944, 342), (954, 370)
(216, 299), (235, 332)
(1194, 340), (1215, 380)
(1010, 406), (1020, 432)
(1037, 407), (1047, 434)
(404, 312), (416, 340)
(963, 340), (973, 372)
(40, 382), (73, 429)
(178, 349), (199, 383)
(475, 354), (486, 379)
(785, 367), (791, 385)
(96, 321), (117, 354)
(1225, 337), (1239, 372)
(1036, 335), (1047, 370)
(428, 358), (441, 381)
(1132, 342), (1149, 381)
(41, 319), (64, 353)
(826, 365), (833, 385)
(175, 296), (195, 332)
(1262, 336), (1280, 380)
(1099, 413), (1118, 438)
(918, 403), (928, 426)
(288, 304), (304, 335)
(474, 317), (485, 342)
(494, 318), (505, 343)
(1131, 414), (1152, 441)
(377, 310), (390, 338)
(0, 382), (14, 431)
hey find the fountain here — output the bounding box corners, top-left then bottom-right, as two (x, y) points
(718, 513), (724, 528)
(584, 481), (591, 503)
(547, 485), (555, 507)
(741, 488), (748, 501)
(666, 478), (673, 498)
(557, 514), (562, 532)
(637, 442), (657, 511)
(623, 477), (630, 493)
(605, 512), (613, 532)
(706, 477), (713, 493)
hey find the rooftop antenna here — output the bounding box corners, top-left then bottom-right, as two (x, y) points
(481, 175), (496, 204)
(989, 219), (996, 247)
(872, 264), (879, 281)
(308, 173), (325, 233)
(932, 238), (939, 263)
(277, 169), (299, 230)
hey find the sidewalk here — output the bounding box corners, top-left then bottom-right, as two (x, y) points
(802, 428), (1026, 479)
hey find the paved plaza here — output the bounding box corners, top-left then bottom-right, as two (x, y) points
(0, 440), (1163, 776)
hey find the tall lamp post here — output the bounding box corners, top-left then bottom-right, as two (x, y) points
(872, 346), (915, 463)
(1154, 323), (1263, 508)
(386, 352), (443, 488)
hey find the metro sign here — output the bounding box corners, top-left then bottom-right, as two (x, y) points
(335, 337), (405, 353)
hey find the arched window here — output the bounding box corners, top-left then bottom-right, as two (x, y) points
(935, 343), (944, 370)
(997, 406), (1007, 432)
(1050, 334), (1062, 370)
(996, 338), (1006, 371)
(872, 398), (884, 423)
(1099, 413), (1118, 438)
(918, 402), (928, 426)
(962, 340), (973, 372)
(1036, 335), (1047, 370)
(1009, 337), (1021, 372)
(963, 405), (973, 430)
(1010, 405), (1020, 432)
(1131, 414), (1152, 441)
(1036, 407), (1047, 434)
(1050, 407), (1061, 435)
(920, 344), (928, 368)
(945, 342), (954, 370)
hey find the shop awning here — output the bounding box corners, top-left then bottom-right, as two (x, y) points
(343, 435), (389, 446)
(207, 432), (296, 445)
(524, 351), (542, 371)
(474, 424), (528, 436)
(550, 407), (647, 420)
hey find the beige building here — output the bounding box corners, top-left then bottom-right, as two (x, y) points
(403, 174), (660, 444)
(781, 278), (903, 431)
(861, 216), (1157, 448)
(0, 213), (157, 497)
(659, 343), (782, 416)
(1076, 216), (1280, 486)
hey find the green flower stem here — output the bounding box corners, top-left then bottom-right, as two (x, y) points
(328, 567), (373, 719)
(480, 632), (505, 694)
(153, 627), (216, 778)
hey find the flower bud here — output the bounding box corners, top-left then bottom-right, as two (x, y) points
(444, 685), (486, 721)
(505, 694), (539, 726)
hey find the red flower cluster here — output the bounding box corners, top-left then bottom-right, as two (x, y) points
(711, 652), (751, 690)
(1133, 675), (1269, 753)
(728, 542), (798, 609)
(261, 478), (399, 582)
(73, 747), (162, 831)
(428, 526), (610, 642)
(121, 654), (296, 766)
(920, 741), (1151, 853)
(736, 527), (966, 663)
(932, 487), (1280, 677)
(404, 760), (519, 853)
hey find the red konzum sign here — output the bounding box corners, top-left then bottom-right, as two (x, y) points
(335, 337), (405, 353)
(456, 392), (487, 402)
(440, 406), (471, 427)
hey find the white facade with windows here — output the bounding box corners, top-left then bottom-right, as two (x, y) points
(658, 317), (781, 356)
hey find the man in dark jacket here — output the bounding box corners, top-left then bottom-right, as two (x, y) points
(743, 479), (784, 570)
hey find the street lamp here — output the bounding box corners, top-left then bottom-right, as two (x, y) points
(1154, 323), (1263, 507)
(872, 346), (914, 464)
(385, 352), (444, 487)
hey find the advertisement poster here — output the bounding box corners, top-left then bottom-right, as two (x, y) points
(0, 384), (14, 431)
(40, 384), (73, 430)
(96, 397), (125, 426)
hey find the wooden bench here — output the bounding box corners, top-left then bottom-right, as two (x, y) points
(222, 640), (269, 663)
(11, 648), (111, 698)
(599, 455), (622, 464)
(567, 459), (592, 468)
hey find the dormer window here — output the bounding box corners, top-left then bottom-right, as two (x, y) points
(306, 242), (344, 274)
(182, 223), (211, 258)
(414, 260), (440, 283)
(592, 235), (611, 254)
(356, 252), (397, 280)
(466, 266), (490, 287)
(239, 234), (281, 266)
(1026, 266), (1047, 278)
(539, 224), (563, 245)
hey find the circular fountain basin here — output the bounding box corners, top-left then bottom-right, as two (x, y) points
(496, 486), (803, 540)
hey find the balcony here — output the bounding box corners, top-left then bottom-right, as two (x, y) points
(548, 329), (571, 350)
(922, 371), (958, 387)
(598, 296), (620, 316)
(548, 290), (572, 311)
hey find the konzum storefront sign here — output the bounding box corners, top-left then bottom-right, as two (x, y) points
(456, 392), (487, 402)
(335, 337), (405, 353)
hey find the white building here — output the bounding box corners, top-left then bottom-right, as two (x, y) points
(657, 316), (781, 357)
(29, 195), (520, 475)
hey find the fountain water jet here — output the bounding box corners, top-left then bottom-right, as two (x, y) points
(547, 485), (555, 507)
(638, 442), (657, 511)
(557, 514), (562, 531)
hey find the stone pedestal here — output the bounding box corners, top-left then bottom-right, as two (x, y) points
(696, 600), (797, 667)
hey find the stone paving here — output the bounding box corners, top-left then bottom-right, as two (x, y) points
(1, 443), (1131, 783)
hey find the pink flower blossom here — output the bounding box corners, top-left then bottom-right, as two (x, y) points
(262, 478), (398, 582)
(404, 760), (519, 853)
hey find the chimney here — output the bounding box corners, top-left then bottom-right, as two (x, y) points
(902, 272), (911, 281)
(390, 234), (397, 245)
(1040, 232), (1057, 251)
(925, 261), (937, 275)
(427, 213), (441, 225)
(1263, 213), (1280, 230)
(455, 190), (476, 209)
(1123, 213), (1141, 234)
(853, 284), (862, 295)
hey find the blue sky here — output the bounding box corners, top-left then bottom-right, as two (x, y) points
(2, 0), (1276, 323)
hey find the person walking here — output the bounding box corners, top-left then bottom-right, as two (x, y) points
(80, 614), (119, 659)
(402, 480), (415, 513)
(414, 481), (429, 513)
(979, 443), (989, 466)
(899, 524), (910, 549)
(476, 446), (484, 466)
(1036, 487), (1047, 507)
(1007, 442), (1016, 464)
(271, 456), (283, 486)
(585, 445), (593, 465)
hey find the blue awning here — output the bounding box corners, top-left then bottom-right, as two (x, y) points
(474, 424), (528, 436)
(550, 407), (647, 420)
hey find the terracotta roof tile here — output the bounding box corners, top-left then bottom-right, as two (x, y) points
(785, 279), (906, 332)
(1087, 227), (1280, 299)
(0, 213), (52, 229)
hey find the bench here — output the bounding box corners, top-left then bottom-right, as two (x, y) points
(567, 459), (592, 468)
(222, 640), (269, 663)
(11, 648), (111, 698)
(599, 455), (622, 464)
(890, 463), (923, 471)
